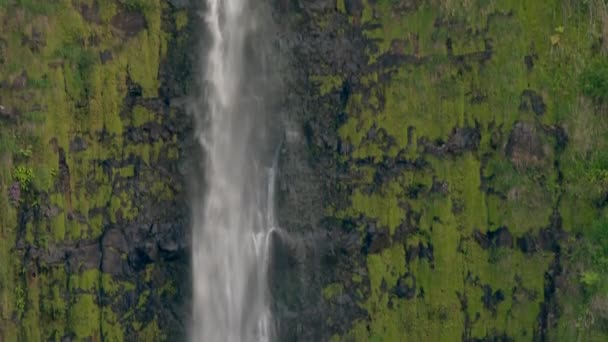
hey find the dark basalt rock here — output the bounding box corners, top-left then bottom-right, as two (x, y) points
(11, 71), (27, 90)
(481, 285), (505, 314)
(446, 126), (481, 154)
(69, 136), (88, 152)
(520, 89), (546, 115)
(395, 273), (416, 299)
(506, 122), (545, 168)
(420, 125), (481, 156)
(0, 104), (17, 121)
(79, 3), (101, 24)
(66, 243), (102, 272)
(102, 248), (127, 276)
(406, 241), (434, 264)
(473, 227), (513, 249)
(100, 50), (113, 64)
(362, 223), (391, 254)
(111, 11), (147, 38)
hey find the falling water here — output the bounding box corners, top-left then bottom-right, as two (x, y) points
(191, 0), (277, 340)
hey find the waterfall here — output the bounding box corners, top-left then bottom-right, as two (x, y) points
(191, 0), (277, 340)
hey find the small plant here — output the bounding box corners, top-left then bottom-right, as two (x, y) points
(13, 165), (34, 190)
(14, 286), (25, 317)
(580, 58), (608, 103)
(581, 271), (601, 287)
(18, 145), (32, 158)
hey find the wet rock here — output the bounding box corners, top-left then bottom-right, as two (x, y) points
(362, 223), (390, 254)
(67, 243), (101, 272)
(102, 229), (129, 253)
(395, 273), (416, 299)
(69, 136), (88, 152)
(520, 89), (546, 115)
(128, 247), (154, 272)
(506, 122), (545, 168)
(169, 0), (191, 8)
(111, 11), (146, 38)
(102, 248), (127, 276)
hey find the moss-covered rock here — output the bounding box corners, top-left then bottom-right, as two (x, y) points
(275, 0), (608, 341)
(0, 0), (194, 340)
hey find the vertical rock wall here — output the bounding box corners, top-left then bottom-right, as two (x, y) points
(275, 1), (608, 341)
(0, 1), (194, 340)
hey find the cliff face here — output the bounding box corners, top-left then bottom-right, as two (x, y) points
(3, 0), (608, 341)
(275, 0), (608, 341)
(0, 1), (193, 340)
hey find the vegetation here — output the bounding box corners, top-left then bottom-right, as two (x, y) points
(309, 0), (608, 340)
(13, 166), (34, 191)
(580, 59), (608, 104)
(0, 0), (185, 340)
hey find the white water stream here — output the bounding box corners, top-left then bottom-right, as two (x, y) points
(191, 0), (276, 340)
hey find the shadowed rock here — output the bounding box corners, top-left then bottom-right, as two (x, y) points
(395, 273), (416, 299)
(506, 122), (545, 168)
(473, 227), (513, 249)
(520, 89), (546, 115)
(111, 11), (146, 38)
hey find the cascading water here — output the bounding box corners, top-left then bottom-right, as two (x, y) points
(191, 0), (278, 340)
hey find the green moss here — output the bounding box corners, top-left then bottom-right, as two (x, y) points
(125, 0), (166, 97)
(325, 0), (604, 339)
(0, 1), (182, 339)
(310, 75), (343, 95)
(336, 0), (346, 13)
(101, 306), (124, 341)
(69, 294), (101, 339)
(135, 319), (166, 342)
(174, 10), (188, 30)
(132, 105), (155, 126)
(322, 283), (344, 300)
(137, 290), (150, 309)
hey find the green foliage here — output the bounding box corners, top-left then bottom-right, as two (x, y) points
(581, 271), (600, 287)
(18, 145), (32, 159)
(580, 59), (608, 103)
(28, 76), (50, 89)
(120, 0), (153, 11)
(322, 283), (344, 300)
(13, 166), (34, 190)
(55, 44), (97, 98)
(14, 0), (60, 14)
(14, 285), (25, 317)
